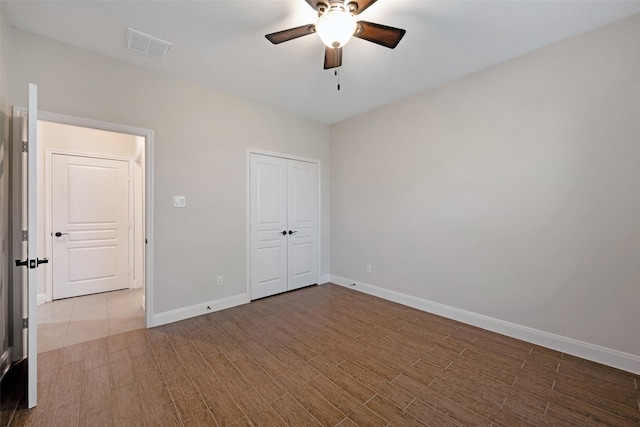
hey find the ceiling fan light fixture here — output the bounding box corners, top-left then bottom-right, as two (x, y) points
(315, 9), (357, 48)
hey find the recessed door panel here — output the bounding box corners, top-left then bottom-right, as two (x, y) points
(67, 229), (118, 242)
(68, 246), (119, 282)
(257, 247), (283, 284)
(257, 164), (284, 225)
(67, 165), (119, 223)
(291, 241), (312, 277)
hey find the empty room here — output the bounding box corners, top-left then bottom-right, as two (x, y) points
(1, 1), (639, 426)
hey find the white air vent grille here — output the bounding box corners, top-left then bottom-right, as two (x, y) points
(126, 28), (172, 60)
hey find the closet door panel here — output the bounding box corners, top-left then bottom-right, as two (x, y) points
(250, 154), (288, 299)
(287, 160), (318, 291)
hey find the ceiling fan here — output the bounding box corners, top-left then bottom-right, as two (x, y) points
(265, 0), (406, 70)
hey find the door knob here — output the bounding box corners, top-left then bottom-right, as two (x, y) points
(281, 231), (287, 235)
(54, 232), (68, 237)
(288, 230), (297, 235)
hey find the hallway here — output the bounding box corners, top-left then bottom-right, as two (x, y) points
(37, 289), (144, 353)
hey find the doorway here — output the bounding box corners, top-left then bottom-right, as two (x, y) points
(248, 152), (320, 300)
(34, 117), (152, 350)
(40, 121), (144, 301)
(37, 120), (145, 352)
(9, 98), (155, 409)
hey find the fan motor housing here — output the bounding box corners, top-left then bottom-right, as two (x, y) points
(316, 1), (358, 14)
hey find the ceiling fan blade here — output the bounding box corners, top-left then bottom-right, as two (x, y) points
(265, 24), (315, 44)
(324, 46), (343, 69)
(354, 21), (406, 49)
(349, 0), (378, 15)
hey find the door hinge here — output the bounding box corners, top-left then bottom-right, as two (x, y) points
(22, 141), (28, 153)
(22, 318), (28, 329)
(22, 230), (28, 241)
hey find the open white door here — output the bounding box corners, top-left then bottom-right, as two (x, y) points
(13, 84), (42, 408)
(12, 84), (41, 407)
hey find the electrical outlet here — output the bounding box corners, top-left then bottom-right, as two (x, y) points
(217, 275), (223, 287)
(366, 264), (372, 274)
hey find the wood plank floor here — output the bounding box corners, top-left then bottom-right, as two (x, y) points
(9, 284), (640, 426)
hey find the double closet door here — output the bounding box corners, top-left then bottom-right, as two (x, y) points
(250, 154), (319, 300)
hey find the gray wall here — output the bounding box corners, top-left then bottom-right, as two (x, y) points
(6, 29), (330, 315)
(331, 14), (640, 357)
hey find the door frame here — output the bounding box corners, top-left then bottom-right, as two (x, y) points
(14, 108), (155, 327)
(245, 148), (322, 299)
(46, 151), (135, 302)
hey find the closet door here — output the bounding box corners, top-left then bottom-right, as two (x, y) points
(250, 154), (319, 299)
(250, 155), (288, 299)
(287, 160), (318, 290)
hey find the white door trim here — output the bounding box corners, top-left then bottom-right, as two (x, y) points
(15, 108), (155, 327)
(45, 151), (134, 302)
(245, 148), (322, 299)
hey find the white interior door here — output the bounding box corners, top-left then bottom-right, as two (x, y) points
(250, 155), (288, 299)
(287, 160), (318, 290)
(26, 83), (39, 408)
(250, 153), (318, 299)
(51, 154), (130, 299)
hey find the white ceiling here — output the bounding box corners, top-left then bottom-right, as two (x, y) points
(3, 0), (640, 124)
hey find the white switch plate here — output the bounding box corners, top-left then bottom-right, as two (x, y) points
(217, 275), (223, 287)
(366, 264), (372, 274)
(173, 196), (186, 208)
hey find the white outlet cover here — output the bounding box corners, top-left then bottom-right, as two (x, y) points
(173, 196), (186, 208)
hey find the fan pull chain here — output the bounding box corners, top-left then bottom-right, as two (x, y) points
(335, 48), (340, 90)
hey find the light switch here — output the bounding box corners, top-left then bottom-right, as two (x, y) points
(173, 196), (186, 208)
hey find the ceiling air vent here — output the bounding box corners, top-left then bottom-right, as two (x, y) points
(125, 28), (172, 60)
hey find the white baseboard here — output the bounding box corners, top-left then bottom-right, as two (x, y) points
(149, 293), (250, 328)
(330, 275), (640, 375)
(37, 293), (46, 306)
(319, 274), (331, 285)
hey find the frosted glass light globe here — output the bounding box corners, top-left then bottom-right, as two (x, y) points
(316, 10), (357, 48)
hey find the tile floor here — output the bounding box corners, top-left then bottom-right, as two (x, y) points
(37, 288), (144, 353)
